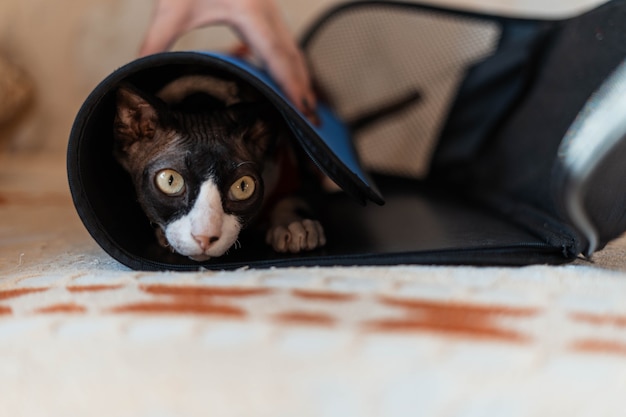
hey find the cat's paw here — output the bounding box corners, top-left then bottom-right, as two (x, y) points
(266, 219), (326, 253)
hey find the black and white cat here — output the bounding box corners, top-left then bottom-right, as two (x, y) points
(113, 74), (325, 261)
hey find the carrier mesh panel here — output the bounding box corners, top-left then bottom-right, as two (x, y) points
(303, 3), (501, 178)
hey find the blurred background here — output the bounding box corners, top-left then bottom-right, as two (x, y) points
(0, 0), (605, 154)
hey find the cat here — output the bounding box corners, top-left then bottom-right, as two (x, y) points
(112, 74), (325, 261)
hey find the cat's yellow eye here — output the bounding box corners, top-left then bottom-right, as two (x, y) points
(229, 175), (256, 201)
(155, 169), (185, 196)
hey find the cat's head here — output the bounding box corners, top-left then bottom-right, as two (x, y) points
(112, 84), (276, 261)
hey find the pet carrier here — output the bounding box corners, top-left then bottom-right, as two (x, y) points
(67, 0), (626, 270)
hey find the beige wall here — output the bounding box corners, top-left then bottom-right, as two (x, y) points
(0, 0), (607, 153)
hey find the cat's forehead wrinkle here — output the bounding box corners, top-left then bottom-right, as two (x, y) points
(233, 160), (257, 170)
(135, 131), (185, 164)
(176, 111), (230, 136)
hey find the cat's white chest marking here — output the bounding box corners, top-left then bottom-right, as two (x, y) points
(164, 179), (240, 261)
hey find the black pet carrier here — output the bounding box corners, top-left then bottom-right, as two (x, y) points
(67, 0), (626, 270)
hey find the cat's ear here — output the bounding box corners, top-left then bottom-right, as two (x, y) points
(113, 85), (160, 153)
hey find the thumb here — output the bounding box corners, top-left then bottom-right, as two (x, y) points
(139, 1), (190, 56)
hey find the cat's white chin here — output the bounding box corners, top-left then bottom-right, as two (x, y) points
(188, 254), (213, 262)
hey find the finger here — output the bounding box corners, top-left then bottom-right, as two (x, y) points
(258, 36), (317, 116)
(268, 48), (318, 121)
(230, 3), (317, 115)
(140, 0), (217, 56)
(140, 1), (185, 56)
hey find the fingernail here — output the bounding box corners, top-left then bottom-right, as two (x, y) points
(302, 98), (321, 126)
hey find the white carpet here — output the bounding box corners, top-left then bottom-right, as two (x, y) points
(3, 152), (626, 416)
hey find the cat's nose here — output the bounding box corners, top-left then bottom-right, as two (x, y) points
(193, 234), (220, 250)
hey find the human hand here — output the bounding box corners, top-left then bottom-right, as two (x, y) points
(140, 0), (317, 118)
